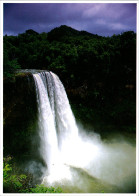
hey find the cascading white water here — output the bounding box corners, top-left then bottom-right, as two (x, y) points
(32, 70), (135, 192)
(50, 72), (78, 149)
(33, 72), (59, 173)
(33, 71), (79, 175)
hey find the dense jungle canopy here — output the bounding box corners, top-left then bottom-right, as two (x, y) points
(4, 25), (136, 134)
(3, 24), (136, 194)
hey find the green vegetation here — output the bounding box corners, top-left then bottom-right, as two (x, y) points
(4, 26), (136, 120)
(3, 156), (63, 193)
(28, 184), (63, 193)
(3, 156), (30, 193)
(3, 25), (136, 192)
(3, 24), (136, 146)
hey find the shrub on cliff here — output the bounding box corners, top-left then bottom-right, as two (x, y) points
(3, 156), (63, 193)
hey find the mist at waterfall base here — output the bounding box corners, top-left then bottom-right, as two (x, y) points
(25, 71), (135, 193)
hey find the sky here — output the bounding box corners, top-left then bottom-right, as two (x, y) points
(4, 3), (136, 37)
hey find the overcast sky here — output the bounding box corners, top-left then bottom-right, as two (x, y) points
(4, 3), (136, 36)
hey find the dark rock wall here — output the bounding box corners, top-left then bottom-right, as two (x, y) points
(3, 74), (38, 158)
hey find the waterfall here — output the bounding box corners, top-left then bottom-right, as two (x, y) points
(33, 71), (78, 174)
(32, 70), (135, 190)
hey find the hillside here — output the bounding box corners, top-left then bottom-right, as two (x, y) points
(4, 25), (136, 135)
(47, 25), (101, 41)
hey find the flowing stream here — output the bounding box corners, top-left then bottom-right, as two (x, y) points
(31, 71), (136, 193)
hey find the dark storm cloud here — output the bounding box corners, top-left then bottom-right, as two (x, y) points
(4, 3), (136, 36)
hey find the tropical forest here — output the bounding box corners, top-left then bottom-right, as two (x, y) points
(3, 25), (136, 193)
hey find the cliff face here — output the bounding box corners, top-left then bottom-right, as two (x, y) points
(3, 73), (38, 157)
